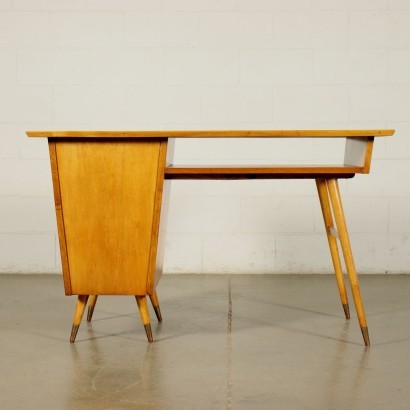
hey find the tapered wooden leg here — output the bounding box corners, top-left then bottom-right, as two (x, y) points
(327, 179), (370, 346)
(87, 295), (98, 322)
(70, 295), (89, 343)
(135, 296), (153, 343)
(149, 291), (162, 322)
(316, 179), (350, 319)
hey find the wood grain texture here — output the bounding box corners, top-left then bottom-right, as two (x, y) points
(135, 296), (151, 325)
(316, 179), (349, 319)
(326, 178), (369, 346)
(363, 137), (375, 173)
(27, 129), (395, 138)
(48, 141), (72, 295)
(147, 139), (175, 294)
(72, 295), (89, 326)
(149, 290), (162, 322)
(70, 295), (89, 343)
(87, 295), (98, 322)
(165, 164), (361, 180)
(55, 139), (164, 295)
(135, 296), (153, 342)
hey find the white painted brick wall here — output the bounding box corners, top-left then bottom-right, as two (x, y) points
(273, 86), (349, 123)
(273, 11), (348, 48)
(125, 12), (199, 47)
(126, 86), (201, 124)
(0, 12), (51, 46)
(0, 233), (55, 272)
(168, 197), (241, 234)
(0, 1), (409, 274)
(241, 50), (313, 85)
(313, 49), (388, 85)
(240, 197), (315, 233)
(201, 87), (273, 123)
(199, 13), (273, 48)
(0, 86), (52, 122)
(164, 49), (238, 85)
(202, 233), (276, 274)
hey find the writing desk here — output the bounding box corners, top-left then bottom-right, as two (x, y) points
(27, 129), (394, 346)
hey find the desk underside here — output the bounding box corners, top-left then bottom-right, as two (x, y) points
(165, 165), (359, 179)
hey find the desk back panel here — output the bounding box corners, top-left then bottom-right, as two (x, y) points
(50, 138), (168, 295)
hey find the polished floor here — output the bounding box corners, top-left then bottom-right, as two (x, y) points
(1, 274), (410, 409)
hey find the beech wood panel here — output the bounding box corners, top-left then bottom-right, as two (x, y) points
(146, 139), (174, 294)
(48, 141), (72, 295)
(27, 129), (394, 138)
(55, 139), (164, 295)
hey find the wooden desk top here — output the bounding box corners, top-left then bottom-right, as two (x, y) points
(27, 129), (394, 138)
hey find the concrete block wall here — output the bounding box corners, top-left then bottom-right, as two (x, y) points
(0, 0), (409, 274)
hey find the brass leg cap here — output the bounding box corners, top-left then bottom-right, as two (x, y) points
(144, 324), (154, 343)
(361, 326), (370, 347)
(70, 324), (80, 343)
(153, 305), (162, 322)
(87, 305), (95, 322)
(342, 303), (350, 320)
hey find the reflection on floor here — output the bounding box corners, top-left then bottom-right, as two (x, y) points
(1, 274), (410, 409)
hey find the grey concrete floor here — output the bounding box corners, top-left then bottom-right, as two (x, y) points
(1, 274), (410, 409)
